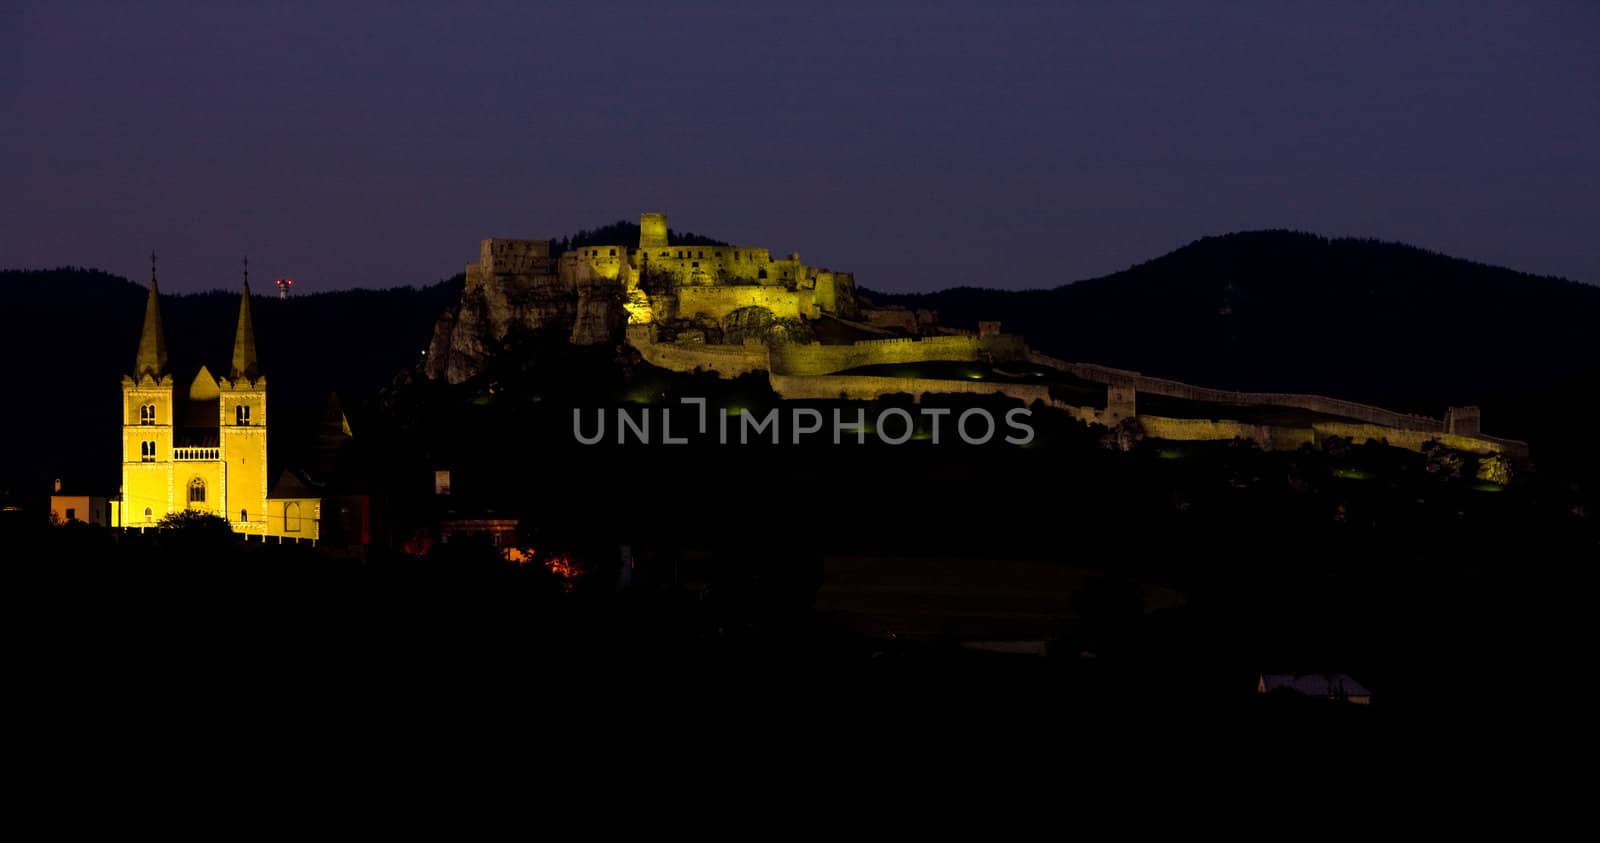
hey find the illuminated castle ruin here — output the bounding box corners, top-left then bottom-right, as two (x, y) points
(425, 212), (1525, 462)
(426, 212), (862, 381)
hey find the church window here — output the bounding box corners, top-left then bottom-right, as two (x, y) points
(285, 502), (302, 532)
(140, 441), (155, 462)
(140, 403), (155, 424)
(144, 507), (153, 521)
(188, 477), (206, 504)
(236, 404), (251, 425)
(241, 509), (248, 523)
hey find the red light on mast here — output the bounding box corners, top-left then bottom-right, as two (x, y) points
(275, 278), (295, 300)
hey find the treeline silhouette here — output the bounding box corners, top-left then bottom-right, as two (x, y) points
(5, 229), (1599, 501)
(549, 219), (726, 259)
(865, 230), (1600, 481)
(0, 267), (463, 502)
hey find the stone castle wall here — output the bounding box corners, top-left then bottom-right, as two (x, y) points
(1028, 352), (1442, 431)
(769, 335), (985, 376)
(675, 285), (814, 322)
(627, 326), (769, 377)
(768, 373), (1100, 425)
(1136, 415), (1520, 457)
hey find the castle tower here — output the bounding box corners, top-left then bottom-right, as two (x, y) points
(639, 212), (668, 250)
(219, 277), (268, 530)
(121, 254), (176, 527)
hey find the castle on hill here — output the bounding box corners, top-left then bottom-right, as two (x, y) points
(426, 212), (903, 382)
(114, 271), (323, 541)
(423, 211), (1524, 464)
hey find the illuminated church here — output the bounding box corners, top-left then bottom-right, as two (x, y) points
(117, 268), (321, 541)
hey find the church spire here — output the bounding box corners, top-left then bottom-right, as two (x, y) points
(231, 258), (259, 380)
(135, 251), (168, 379)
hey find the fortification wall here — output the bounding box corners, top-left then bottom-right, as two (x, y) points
(1133, 415), (1521, 458)
(675, 286), (811, 321)
(1027, 352), (1442, 431)
(559, 248), (628, 284)
(481, 239), (553, 275)
(768, 373), (1098, 424)
(1310, 422), (1520, 457)
(1137, 416), (1315, 450)
(770, 335), (984, 376)
(630, 332), (770, 377)
(637, 246), (777, 285)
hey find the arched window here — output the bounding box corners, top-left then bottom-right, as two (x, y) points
(285, 502), (302, 533)
(144, 507), (153, 522)
(140, 403), (156, 425)
(236, 404), (251, 426)
(240, 509), (248, 523)
(188, 477), (206, 504)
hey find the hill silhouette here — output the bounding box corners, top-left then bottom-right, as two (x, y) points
(0, 267), (462, 500)
(866, 230), (1600, 474)
(870, 230), (1599, 408)
(4, 229), (1597, 502)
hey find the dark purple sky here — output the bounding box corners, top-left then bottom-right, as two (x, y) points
(4, 1), (1597, 292)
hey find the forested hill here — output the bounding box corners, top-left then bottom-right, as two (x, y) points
(6, 229), (1599, 497)
(0, 267), (462, 496)
(866, 230), (1600, 420)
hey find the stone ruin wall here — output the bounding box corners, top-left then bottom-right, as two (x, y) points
(1027, 351), (1444, 432)
(768, 335), (986, 376)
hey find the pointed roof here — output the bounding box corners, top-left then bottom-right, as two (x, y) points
(231, 281), (259, 380)
(322, 392), (354, 439)
(188, 365), (220, 401)
(134, 278), (169, 380)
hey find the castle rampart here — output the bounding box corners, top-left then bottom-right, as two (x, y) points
(1027, 351), (1443, 431)
(769, 335), (986, 375)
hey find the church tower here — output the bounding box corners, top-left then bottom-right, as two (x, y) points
(219, 266), (268, 531)
(121, 254), (176, 527)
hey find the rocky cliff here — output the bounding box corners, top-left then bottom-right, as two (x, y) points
(425, 258), (624, 384)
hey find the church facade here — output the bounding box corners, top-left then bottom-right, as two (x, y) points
(116, 276), (320, 541)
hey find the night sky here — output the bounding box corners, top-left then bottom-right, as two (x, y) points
(4, 1), (1596, 293)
